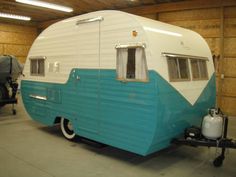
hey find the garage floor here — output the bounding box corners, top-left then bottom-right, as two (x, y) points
(0, 94), (235, 177)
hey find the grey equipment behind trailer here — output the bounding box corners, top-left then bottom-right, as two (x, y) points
(0, 55), (23, 114)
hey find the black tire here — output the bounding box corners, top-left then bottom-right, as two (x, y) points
(0, 84), (9, 107)
(213, 156), (224, 167)
(60, 118), (76, 140)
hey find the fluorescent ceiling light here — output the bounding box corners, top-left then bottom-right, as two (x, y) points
(16, 0), (73, 12)
(0, 12), (31, 21)
(144, 26), (182, 37)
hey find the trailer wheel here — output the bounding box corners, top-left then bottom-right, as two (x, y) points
(213, 156), (224, 167)
(60, 118), (76, 140)
(0, 84), (9, 107)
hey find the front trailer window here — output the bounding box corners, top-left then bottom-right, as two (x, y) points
(30, 57), (45, 76)
(190, 59), (208, 80)
(167, 57), (190, 81)
(116, 46), (148, 82)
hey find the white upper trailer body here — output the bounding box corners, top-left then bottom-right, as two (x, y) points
(21, 10), (216, 155)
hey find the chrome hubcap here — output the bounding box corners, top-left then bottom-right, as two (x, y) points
(67, 121), (73, 131)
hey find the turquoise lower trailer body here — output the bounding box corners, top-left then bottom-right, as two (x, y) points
(21, 69), (216, 155)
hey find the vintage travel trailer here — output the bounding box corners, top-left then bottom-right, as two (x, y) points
(21, 10), (216, 156)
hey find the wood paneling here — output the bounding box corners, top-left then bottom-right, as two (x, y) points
(17, 56), (27, 64)
(0, 23), (37, 34)
(136, 1), (236, 116)
(158, 8), (220, 22)
(0, 44), (3, 54)
(205, 38), (220, 55)
(0, 0), (172, 23)
(167, 20), (220, 38)
(1, 0), (235, 115)
(222, 78), (236, 97)
(123, 0), (236, 15)
(0, 23), (37, 64)
(223, 58), (236, 77)
(0, 31), (36, 45)
(224, 38), (236, 57)
(1, 0), (235, 23)
(216, 76), (220, 94)
(3, 44), (31, 57)
(221, 97), (236, 115)
(225, 18), (236, 37)
(142, 14), (157, 20)
(225, 6), (236, 18)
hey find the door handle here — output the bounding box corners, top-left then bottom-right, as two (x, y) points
(29, 94), (47, 100)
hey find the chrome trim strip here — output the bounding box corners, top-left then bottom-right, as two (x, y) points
(162, 52), (209, 60)
(115, 43), (146, 49)
(29, 94), (47, 101)
(76, 16), (103, 25)
(29, 56), (46, 60)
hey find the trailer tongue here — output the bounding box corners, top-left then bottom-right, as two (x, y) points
(172, 108), (236, 167)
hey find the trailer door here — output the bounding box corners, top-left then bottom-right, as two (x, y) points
(75, 17), (103, 135)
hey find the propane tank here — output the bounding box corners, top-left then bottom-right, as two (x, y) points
(202, 108), (223, 140)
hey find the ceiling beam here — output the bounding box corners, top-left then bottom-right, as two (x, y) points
(37, 0), (236, 30)
(121, 0), (236, 15)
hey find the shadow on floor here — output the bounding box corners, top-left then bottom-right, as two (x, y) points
(38, 125), (207, 172)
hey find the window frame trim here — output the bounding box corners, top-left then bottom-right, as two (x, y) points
(164, 53), (209, 82)
(115, 43), (146, 49)
(29, 56), (46, 76)
(190, 58), (209, 81)
(167, 57), (191, 82)
(162, 52), (209, 61)
(115, 44), (149, 83)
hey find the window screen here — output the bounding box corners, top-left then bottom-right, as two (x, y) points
(30, 57), (45, 76)
(116, 47), (148, 81)
(167, 57), (190, 81)
(190, 59), (208, 80)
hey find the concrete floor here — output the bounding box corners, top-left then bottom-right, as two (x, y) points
(0, 94), (235, 177)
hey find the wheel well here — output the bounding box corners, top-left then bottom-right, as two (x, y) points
(54, 117), (61, 124)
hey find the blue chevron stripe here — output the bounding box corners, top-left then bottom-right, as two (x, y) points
(21, 69), (216, 155)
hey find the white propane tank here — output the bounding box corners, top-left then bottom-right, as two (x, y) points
(202, 109), (223, 140)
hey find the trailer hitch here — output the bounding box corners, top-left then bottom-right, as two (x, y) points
(172, 116), (236, 167)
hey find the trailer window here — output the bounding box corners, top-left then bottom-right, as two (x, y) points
(167, 57), (190, 81)
(30, 58), (45, 76)
(116, 47), (148, 82)
(190, 59), (208, 80)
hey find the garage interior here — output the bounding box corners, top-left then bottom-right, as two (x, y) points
(0, 0), (236, 177)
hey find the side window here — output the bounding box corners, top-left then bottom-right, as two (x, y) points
(116, 47), (148, 82)
(190, 59), (208, 80)
(30, 57), (45, 76)
(127, 48), (136, 79)
(167, 57), (190, 81)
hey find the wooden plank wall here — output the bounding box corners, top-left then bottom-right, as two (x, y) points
(142, 6), (236, 116)
(0, 23), (38, 64)
(2, 1), (235, 115)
